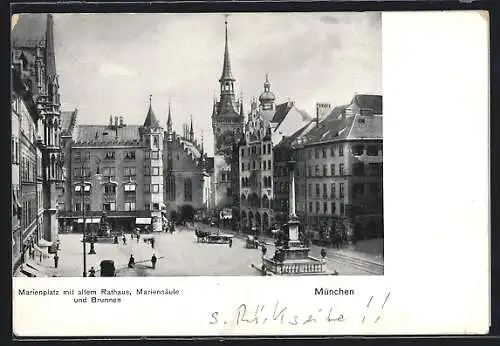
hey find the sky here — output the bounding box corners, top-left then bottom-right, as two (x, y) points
(49, 12), (381, 156)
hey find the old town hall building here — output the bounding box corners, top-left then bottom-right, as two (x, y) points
(58, 98), (208, 234)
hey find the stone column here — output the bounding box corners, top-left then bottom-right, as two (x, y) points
(287, 160), (299, 244)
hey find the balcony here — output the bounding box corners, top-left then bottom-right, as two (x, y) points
(262, 257), (325, 275)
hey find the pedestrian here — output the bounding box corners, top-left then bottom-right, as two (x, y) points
(114, 236), (118, 244)
(53, 253), (59, 268)
(151, 254), (157, 269)
(39, 252), (42, 262)
(228, 238), (232, 248)
(137, 233), (140, 243)
(321, 248), (327, 259)
(122, 235), (127, 245)
(128, 254), (135, 268)
(89, 266), (96, 277)
(262, 245), (267, 256)
(151, 237), (155, 249)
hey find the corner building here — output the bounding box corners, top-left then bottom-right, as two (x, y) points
(11, 14), (63, 273)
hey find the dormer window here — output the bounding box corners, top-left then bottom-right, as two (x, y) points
(125, 151), (136, 160)
(105, 151), (115, 160)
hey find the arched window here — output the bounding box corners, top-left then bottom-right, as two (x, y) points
(184, 178), (192, 201)
(166, 175), (176, 201)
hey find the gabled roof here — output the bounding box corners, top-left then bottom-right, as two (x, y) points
(60, 109), (77, 136)
(271, 102), (293, 125)
(73, 125), (142, 144)
(302, 94), (383, 145)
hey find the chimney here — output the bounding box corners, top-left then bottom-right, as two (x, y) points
(119, 116), (124, 127)
(316, 103), (332, 125)
(114, 116), (118, 128)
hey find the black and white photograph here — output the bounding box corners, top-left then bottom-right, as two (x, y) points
(11, 12), (383, 278)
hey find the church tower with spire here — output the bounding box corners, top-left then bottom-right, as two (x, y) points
(140, 95), (164, 232)
(211, 16), (245, 211)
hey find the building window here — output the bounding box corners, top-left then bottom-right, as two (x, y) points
(309, 202), (313, 213)
(85, 152), (91, 160)
(367, 145), (379, 156)
(369, 183), (381, 196)
(103, 202), (116, 211)
(145, 203), (150, 210)
(315, 165), (320, 176)
(74, 168), (81, 178)
(152, 167), (160, 176)
(124, 202), (136, 211)
(308, 150), (312, 159)
(105, 151), (115, 160)
(166, 175), (176, 201)
(352, 144), (364, 156)
(323, 183), (327, 197)
(323, 165), (327, 177)
(323, 202), (328, 214)
(144, 167), (150, 176)
(315, 202), (320, 214)
(340, 203), (345, 216)
(315, 184), (320, 197)
(125, 151), (136, 160)
(307, 166), (312, 177)
(353, 163), (365, 176)
(331, 183), (336, 198)
(339, 145), (344, 156)
(330, 164), (335, 176)
(103, 167), (115, 177)
(104, 185), (116, 194)
(331, 202), (336, 214)
(330, 146), (335, 156)
(314, 149), (319, 159)
(308, 184), (312, 197)
(85, 204), (91, 211)
(226, 187), (232, 197)
(152, 151), (159, 159)
(353, 183), (365, 197)
(151, 184), (160, 193)
(241, 148), (244, 157)
(322, 148), (327, 158)
(124, 167), (136, 177)
(124, 184), (136, 192)
(339, 163), (345, 175)
(144, 184), (150, 193)
(339, 183), (345, 198)
(184, 178), (192, 201)
(75, 202), (81, 211)
(263, 161), (266, 170)
(369, 163), (382, 176)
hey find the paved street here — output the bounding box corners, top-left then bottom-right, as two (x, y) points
(49, 226), (381, 276)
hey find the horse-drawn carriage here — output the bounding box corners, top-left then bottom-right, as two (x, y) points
(195, 229), (234, 245)
(245, 235), (260, 249)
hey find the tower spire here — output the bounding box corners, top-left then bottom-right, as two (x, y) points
(167, 98), (172, 134)
(219, 14), (235, 83)
(143, 94), (160, 127)
(45, 14), (57, 81)
(189, 114), (194, 140)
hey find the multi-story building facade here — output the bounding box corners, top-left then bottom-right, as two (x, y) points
(238, 76), (312, 235)
(11, 13), (63, 273)
(211, 19), (245, 215)
(292, 94), (383, 242)
(58, 99), (207, 232)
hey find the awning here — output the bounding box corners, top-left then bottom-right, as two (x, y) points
(76, 218), (101, 224)
(38, 238), (53, 247)
(136, 218), (151, 225)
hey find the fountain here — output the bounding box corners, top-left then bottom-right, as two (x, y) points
(257, 160), (329, 275)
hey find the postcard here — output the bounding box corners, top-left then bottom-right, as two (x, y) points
(11, 11), (489, 337)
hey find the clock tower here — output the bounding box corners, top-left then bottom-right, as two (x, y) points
(211, 16), (244, 211)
